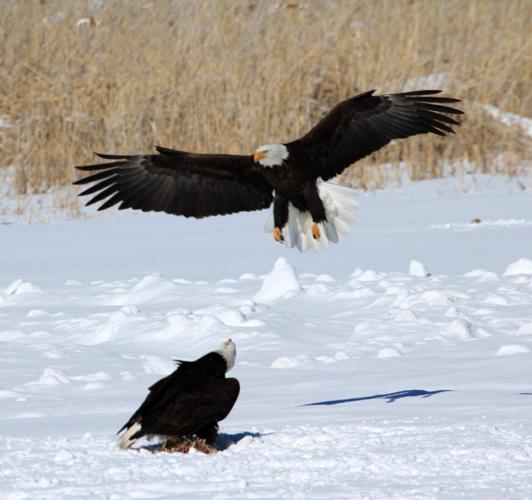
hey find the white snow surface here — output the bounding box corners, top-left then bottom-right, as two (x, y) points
(1, 177), (532, 498)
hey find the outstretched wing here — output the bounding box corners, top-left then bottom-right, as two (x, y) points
(140, 377), (240, 438)
(290, 90), (463, 181)
(74, 146), (273, 218)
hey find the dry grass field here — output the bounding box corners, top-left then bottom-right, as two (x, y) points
(1, 0), (531, 205)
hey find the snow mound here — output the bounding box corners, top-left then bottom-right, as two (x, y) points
(464, 269), (499, 282)
(166, 312), (195, 335)
(81, 306), (140, 346)
(271, 356), (300, 369)
(165, 310), (229, 338)
(393, 310), (417, 322)
(71, 371), (111, 382)
(254, 258), (301, 303)
(516, 323), (532, 336)
(409, 259), (430, 277)
(352, 269), (383, 282)
(443, 319), (476, 341)
(503, 258), (532, 276)
(0, 388), (20, 399)
(239, 273), (257, 280)
(496, 345), (531, 356)
(202, 306), (246, 326)
(483, 294), (508, 306)
(315, 274), (335, 283)
(31, 368), (70, 386)
(122, 274), (178, 304)
(65, 279), (82, 286)
(377, 347), (403, 359)
(198, 315), (225, 335)
(3, 279), (42, 296)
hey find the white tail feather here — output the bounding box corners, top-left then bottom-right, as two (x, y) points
(117, 422), (141, 449)
(264, 181), (358, 252)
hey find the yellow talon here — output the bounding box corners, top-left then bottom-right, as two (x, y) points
(273, 227), (283, 242)
(311, 223), (321, 240)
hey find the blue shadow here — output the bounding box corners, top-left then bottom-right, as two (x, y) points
(301, 389), (452, 407)
(135, 431), (265, 453)
(520, 392), (532, 395)
(217, 431), (267, 450)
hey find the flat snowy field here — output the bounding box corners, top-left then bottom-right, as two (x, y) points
(1, 175), (532, 499)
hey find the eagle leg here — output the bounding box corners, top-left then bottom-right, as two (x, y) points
(311, 223), (321, 240)
(303, 185), (327, 240)
(273, 194), (289, 242)
(196, 422), (219, 446)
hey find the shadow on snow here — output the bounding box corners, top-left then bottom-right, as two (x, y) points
(131, 431), (266, 454)
(217, 431), (267, 450)
(301, 389), (452, 407)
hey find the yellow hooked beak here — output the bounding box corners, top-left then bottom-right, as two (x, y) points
(253, 151), (266, 163)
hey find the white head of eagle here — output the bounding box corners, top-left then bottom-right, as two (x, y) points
(116, 339), (240, 451)
(215, 338), (236, 371)
(253, 143), (289, 167)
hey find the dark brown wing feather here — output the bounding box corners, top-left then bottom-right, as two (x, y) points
(117, 352), (231, 437)
(74, 146), (273, 218)
(137, 377), (240, 438)
(117, 370), (181, 435)
(290, 89), (463, 181)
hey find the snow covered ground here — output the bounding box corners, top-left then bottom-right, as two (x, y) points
(1, 175), (532, 499)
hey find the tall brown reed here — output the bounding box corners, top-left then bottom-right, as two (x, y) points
(1, 0), (530, 199)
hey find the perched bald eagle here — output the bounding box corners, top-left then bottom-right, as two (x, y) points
(117, 339), (239, 453)
(75, 89), (462, 251)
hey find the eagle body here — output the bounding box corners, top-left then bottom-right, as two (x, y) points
(117, 339), (239, 450)
(75, 89), (463, 251)
(261, 159), (322, 213)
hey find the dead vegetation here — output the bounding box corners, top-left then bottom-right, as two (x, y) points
(1, 0), (530, 202)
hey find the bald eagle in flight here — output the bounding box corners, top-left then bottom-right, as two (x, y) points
(75, 89), (462, 251)
(117, 339), (239, 453)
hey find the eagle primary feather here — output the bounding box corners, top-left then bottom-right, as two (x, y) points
(75, 89), (462, 251)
